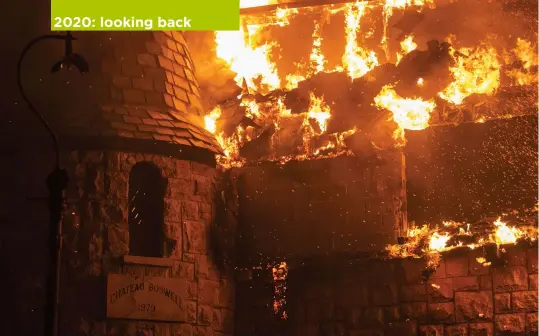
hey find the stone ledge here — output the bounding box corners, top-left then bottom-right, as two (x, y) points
(122, 255), (174, 267)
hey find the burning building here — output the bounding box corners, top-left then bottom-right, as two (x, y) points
(0, 0), (538, 335)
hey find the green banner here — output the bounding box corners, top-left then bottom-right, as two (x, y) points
(51, 0), (240, 31)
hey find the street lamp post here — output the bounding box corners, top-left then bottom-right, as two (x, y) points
(16, 32), (88, 336)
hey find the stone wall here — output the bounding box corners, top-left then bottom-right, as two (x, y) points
(57, 150), (234, 336)
(235, 246), (538, 336)
(0, 148), (235, 336)
(233, 151), (407, 266)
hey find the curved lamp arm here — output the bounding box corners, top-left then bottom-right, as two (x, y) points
(16, 33), (76, 168)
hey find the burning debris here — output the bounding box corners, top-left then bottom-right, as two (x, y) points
(272, 262), (289, 319)
(386, 206), (538, 279)
(187, 0), (538, 168)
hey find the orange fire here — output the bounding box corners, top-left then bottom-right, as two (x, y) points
(374, 85), (435, 141)
(387, 213), (538, 259)
(438, 43), (501, 105)
(505, 38), (538, 86)
(343, 2), (379, 78)
(206, 0), (537, 167)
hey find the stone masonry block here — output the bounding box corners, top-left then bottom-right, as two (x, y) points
(511, 291), (538, 312)
(182, 200), (199, 220)
(100, 200), (128, 223)
(530, 273), (538, 290)
(384, 306), (400, 322)
(445, 255), (469, 277)
(360, 307), (384, 326)
(503, 245), (527, 266)
(526, 312), (538, 333)
(428, 302), (455, 323)
(453, 276), (479, 291)
(400, 259), (426, 284)
(400, 284), (428, 302)
(195, 254), (220, 281)
(495, 313), (526, 333)
(182, 220), (207, 254)
(371, 283), (398, 306)
(166, 178), (193, 199)
(197, 304), (219, 327)
(419, 325), (443, 336)
(199, 278), (221, 306)
(493, 266), (528, 292)
(106, 172), (129, 199)
(388, 320), (417, 336)
(469, 323), (493, 336)
(184, 300), (197, 323)
(431, 259), (446, 279)
(494, 293), (511, 313)
(107, 224), (129, 257)
(428, 279), (453, 303)
(334, 283), (369, 308)
(480, 275), (493, 290)
(445, 324), (468, 336)
(527, 248), (538, 273)
(400, 302), (427, 323)
(172, 261), (194, 280)
(455, 291), (494, 322)
(164, 198), (182, 222)
(164, 221), (181, 242)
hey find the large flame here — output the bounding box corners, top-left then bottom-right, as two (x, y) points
(206, 0), (537, 168)
(215, 26), (280, 93)
(374, 85), (435, 141)
(438, 44), (501, 105)
(343, 2), (379, 78)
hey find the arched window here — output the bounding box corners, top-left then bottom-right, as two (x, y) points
(128, 162), (165, 258)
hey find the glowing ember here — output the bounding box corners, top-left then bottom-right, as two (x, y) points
(272, 262), (288, 319)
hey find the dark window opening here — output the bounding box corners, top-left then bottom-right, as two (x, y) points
(128, 162), (166, 258)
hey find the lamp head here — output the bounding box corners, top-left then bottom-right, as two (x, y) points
(50, 32), (89, 74)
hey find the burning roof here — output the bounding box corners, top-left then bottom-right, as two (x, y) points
(186, 0), (538, 168)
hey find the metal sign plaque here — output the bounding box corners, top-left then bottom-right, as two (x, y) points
(106, 273), (188, 322)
